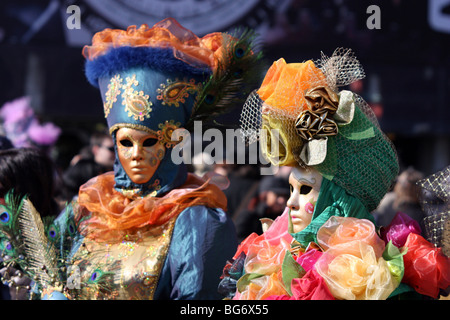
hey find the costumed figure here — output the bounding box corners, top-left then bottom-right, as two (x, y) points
(0, 18), (263, 300)
(218, 48), (450, 300)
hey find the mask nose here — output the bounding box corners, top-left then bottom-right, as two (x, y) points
(287, 192), (300, 211)
(131, 144), (144, 161)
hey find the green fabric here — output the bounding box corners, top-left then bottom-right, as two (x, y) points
(236, 273), (264, 293)
(281, 250), (306, 295)
(383, 241), (406, 285)
(314, 104), (399, 212)
(291, 178), (375, 247)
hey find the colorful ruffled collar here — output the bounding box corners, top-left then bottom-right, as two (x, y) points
(75, 172), (227, 243)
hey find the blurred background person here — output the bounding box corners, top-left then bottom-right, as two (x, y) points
(88, 131), (115, 171)
(373, 166), (426, 231)
(0, 147), (60, 218)
(59, 158), (106, 203)
(70, 130), (115, 172)
(233, 174), (290, 241)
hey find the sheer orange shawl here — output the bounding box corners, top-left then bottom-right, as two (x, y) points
(75, 172), (227, 243)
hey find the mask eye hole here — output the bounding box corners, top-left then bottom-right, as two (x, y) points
(289, 184), (293, 194)
(143, 138), (158, 147)
(300, 185), (312, 195)
(119, 139), (133, 147)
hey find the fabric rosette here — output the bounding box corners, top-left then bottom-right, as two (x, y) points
(243, 238), (291, 275)
(265, 269), (335, 300)
(314, 241), (399, 300)
(232, 238), (291, 300)
(227, 209), (295, 299)
(380, 211), (422, 248)
(314, 216), (402, 300)
(235, 272), (289, 300)
(402, 232), (450, 298)
(295, 88), (355, 166)
(317, 216), (386, 258)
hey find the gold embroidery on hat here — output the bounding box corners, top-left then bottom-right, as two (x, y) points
(156, 78), (200, 107)
(104, 74), (123, 118)
(122, 74), (153, 121)
(157, 120), (182, 148)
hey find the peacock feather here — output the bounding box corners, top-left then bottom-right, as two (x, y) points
(185, 28), (264, 131)
(0, 191), (68, 294)
(0, 191), (26, 264)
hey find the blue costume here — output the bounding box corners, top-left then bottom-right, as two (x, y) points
(0, 18), (262, 300)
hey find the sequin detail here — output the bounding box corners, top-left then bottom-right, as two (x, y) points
(122, 74), (153, 121)
(119, 179), (161, 199)
(67, 219), (176, 300)
(157, 78), (200, 107)
(103, 75), (123, 118)
(157, 120), (182, 148)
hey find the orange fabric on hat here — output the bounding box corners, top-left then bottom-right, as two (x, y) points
(82, 18), (227, 72)
(257, 58), (327, 114)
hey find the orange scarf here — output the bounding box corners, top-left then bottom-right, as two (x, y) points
(76, 172), (227, 243)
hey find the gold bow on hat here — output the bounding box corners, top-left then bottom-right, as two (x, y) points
(295, 86), (339, 141)
(295, 87), (355, 166)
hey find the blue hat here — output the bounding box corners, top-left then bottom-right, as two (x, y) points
(84, 18), (262, 197)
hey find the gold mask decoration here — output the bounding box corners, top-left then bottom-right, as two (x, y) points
(116, 127), (165, 185)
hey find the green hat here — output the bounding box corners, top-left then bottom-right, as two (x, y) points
(241, 48), (399, 213)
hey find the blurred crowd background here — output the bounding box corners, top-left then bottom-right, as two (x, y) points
(0, 0), (449, 238)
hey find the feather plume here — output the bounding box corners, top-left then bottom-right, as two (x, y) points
(17, 198), (62, 288)
(185, 28), (264, 130)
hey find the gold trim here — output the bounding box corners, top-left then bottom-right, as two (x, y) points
(148, 218), (176, 299)
(110, 122), (184, 149)
(109, 123), (159, 136)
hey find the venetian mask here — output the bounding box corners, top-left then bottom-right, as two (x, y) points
(116, 127), (165, 184)
(287, 166), (323, 233)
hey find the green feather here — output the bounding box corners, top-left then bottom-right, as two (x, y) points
(0, 190), (23, 233)
(0, 191), (26, 265)
(186, 28), (264, 130)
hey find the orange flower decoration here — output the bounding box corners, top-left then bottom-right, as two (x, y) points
(238, 272), (289, 300)
(257, 59), (327, 116)
(244, 238), (291, 275)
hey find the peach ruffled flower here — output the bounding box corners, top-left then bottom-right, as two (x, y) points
(314, 241), (398, 300)
(244, 238), (291, 276)
(238, 272), (289, 300)
(317, 216), (386, 258)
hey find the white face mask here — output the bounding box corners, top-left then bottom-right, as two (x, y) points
(287, 167), (323, 233)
